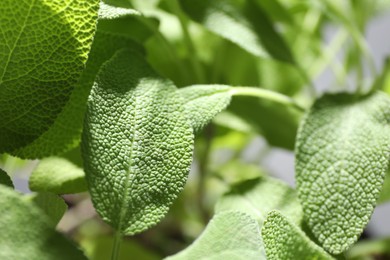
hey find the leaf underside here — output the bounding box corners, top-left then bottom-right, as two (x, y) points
(82, 49), (193, 235)
(296, 91), (390, 254)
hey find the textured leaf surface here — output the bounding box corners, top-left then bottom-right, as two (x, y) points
(0, 0), (99, 152)
(82, 49), (193, 235)
(30, 157), (87, 194)
(179, 0), (295, 63)
(0, 185), (86, 259)
(0, 168), (13, 188)
(11, 31), (142, 158)
(178, 85), (232, 132)
(216, 177), (302, 225)
(28, 192), (67, 226)
(166, 211), (264, 260)
(262, 211), (333, 260)
(296, 91), (390, 254)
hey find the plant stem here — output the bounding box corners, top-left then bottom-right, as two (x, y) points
(167, 0), (206, 83)
(230, 87), (307, 112)
(111, 230), (122, 260)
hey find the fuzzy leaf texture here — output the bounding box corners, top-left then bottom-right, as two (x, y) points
(0, 0), (99, 152)
(29, 157), (87, 194)
(0, 168), (13, 188)
(296, 91), (390, 254)
(165, 211), (264, 260)
(11, 29), (143, 158)
(82, 49), (194, 235)
(28, 192), (68, 226)
(179, 0), (295, 63)
(262, 211), (333, 260)
(178, 85), (232, 132)
(216, 177), (302, 225)
(0, 185), (86, 259)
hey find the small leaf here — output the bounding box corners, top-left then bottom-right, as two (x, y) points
(165, 211), (264, 260)
(378, 169), (390, 204)
(179, 0), (295, 63)
(178, 85), (232, 132)
(216, 177), (302, 225)
(11, 31), (143, 158)
(27, 192), (68, 227)
(0, 0), (99, 152)
(0, 185), (86, 259)
(29, 157), (87, 194)
(262, 211), (333, 260)
(0, 168), (13, 188)
(82, 49), (194, 235)
(296, 91), (390, 254)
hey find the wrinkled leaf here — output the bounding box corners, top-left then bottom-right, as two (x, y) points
(0, 168), (13, 188)
(0, 0), (99, 152)
(216, 177), (302, 225)
(178, 85), (232, 132)
(11, 30), (143, 158)
(262, 211), (333, 260)
(0, 185), (86, 259)
(29, 157), (87, 194)
(27, 192), (68, 227)
(82, 49), (193, 235)
(166, 211), (264, 260)
(296, 91), (390, 254)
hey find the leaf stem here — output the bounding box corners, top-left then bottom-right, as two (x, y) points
(230, 87), (307, 112)
(111, 230), (122, 260)
(167, 0), (206, 83)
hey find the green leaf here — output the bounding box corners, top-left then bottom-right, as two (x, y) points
(11, 31), (143, 158)
(346, 237), (390, 259)
(165, 211), (264, 260)
(228, 95), (302, 150)
(98, 2), (140, 19)
(0, 168), (13, 188)
(0, 185), (86, 259)
(262, 211), (333, 260)
(27, 192), (68, 227)
(82, 49), (194, 235)
(0, 0), (99, 153)
(29, 157), (87, 194)
(179, 0), (295, 64)
(178, 85), (232, 132)
(296, 91), (390, 254)
(216, 177), (302, 225)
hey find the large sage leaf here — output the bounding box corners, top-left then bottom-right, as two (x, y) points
(179, 0), (295, 64)
(178, 85), (232, 132)
(0, 185), (86, 259)
(11, 31), (142, 158)
(165, 211), (264, 260)
(216, 177), (302, 225)
(29, 157), (87, 194)
(0, 0), (99, 152)
(82, 49), (193, 235)
(296, 91), (390, 254)
(262, 211), (333, 260)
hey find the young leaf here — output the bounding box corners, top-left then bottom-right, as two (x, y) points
(296, 91), (390, 254)
(0, 185), (86, 259)
(215, 177), (302, 225)
(82, 49), (194, 235)
(177, 85), (232, 132)
(11, 31), (143, 158)
(179, 0), (295, 64)
(0, 168), (13, 188)
(165, 211), (264, 260)
(0, 0), (99, 153)
(29, 157), (87, 194)
(27, 192), (68, 227)
(262, 211), (333, 260)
